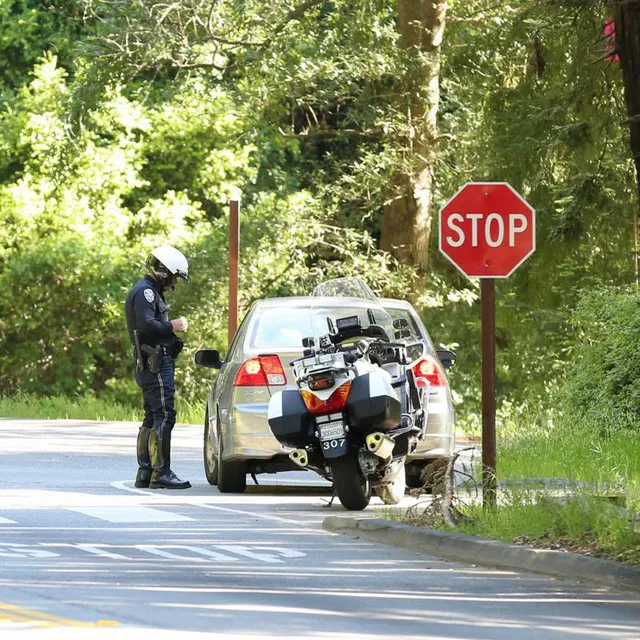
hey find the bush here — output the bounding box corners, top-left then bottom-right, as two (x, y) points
(563, 286), (640, 431)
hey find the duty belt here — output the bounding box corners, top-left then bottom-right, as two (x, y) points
(133, 336), (173, 374)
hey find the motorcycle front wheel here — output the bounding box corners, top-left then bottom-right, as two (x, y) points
(330, 454), (371, 511)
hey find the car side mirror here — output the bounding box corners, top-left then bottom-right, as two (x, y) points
(436, 349), (457, 369)
(195, 349), (223, 369)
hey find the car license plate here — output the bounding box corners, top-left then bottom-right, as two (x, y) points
(319, 422), (345, 441)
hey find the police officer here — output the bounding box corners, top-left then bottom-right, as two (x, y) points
(125, 246), (191, 490)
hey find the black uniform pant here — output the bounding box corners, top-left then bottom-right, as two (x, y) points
(135, 355), (176, 474)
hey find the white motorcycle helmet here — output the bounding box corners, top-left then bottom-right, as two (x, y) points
(146, 245), (189, 288)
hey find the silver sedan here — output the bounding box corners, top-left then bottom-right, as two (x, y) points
(196, 296), (456, 492)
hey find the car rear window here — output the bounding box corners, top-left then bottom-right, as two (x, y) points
(249, 305), (395, 349)
(249, 308), (313, 349)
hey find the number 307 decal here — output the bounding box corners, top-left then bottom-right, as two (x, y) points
(322, 439), (346, 450)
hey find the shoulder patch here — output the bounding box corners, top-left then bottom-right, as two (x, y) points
(143, 288), (155, 303)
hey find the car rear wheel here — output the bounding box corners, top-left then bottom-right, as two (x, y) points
(217, 425), (247, 493)
(203, 407), (218, 486)
(330, 454), (371, 511)
(376, 464), (406, 505)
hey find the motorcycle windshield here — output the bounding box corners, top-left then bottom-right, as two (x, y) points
(311, 277), (378, 302)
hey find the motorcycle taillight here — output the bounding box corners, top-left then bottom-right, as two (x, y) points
(301, 381), (352, 415)
(308, 374), (335, 391)
(234, 355), (286, 386)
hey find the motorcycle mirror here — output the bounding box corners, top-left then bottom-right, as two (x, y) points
(302, 336), (315, 348)
(392, 317), (409, 330)
(406, 342), (425, 362)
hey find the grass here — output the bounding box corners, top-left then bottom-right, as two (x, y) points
(498, 416), (640, 488)
(398, 412), (640, 565)
(453, 493), (640, 565)
(0, 393), (205, 426)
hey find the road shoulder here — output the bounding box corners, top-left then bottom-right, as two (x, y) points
(323, 515), (640, 592)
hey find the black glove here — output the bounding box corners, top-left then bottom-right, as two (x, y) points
(172, 338), (184, 359)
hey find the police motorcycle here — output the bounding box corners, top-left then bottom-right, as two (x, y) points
(267, 313), (429, 511)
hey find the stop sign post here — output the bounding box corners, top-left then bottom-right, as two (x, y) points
(439, 183), (535, 508)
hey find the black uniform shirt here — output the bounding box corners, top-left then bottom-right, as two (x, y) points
(125, 275), (176, 348)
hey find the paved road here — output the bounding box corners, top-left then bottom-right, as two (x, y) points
(0, 418), (639, 639)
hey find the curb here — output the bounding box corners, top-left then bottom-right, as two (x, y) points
(322, 516), (640, 592)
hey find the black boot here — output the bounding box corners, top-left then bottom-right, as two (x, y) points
(149, 429), (191, 490)
(135, 468), (153, 488)
(135, 426), (153, 488)
(150, 469), (192, 489)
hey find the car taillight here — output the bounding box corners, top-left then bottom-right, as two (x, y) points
(301, 381), (352, 415)
(412, 356), (447, 388)
(233, 355), (286, 386)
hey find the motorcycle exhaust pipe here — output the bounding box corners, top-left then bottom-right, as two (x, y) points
(289, 449), (309, 467)
(365, 433), (395, 460)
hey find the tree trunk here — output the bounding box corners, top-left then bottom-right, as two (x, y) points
(614, 1), (640, 210)
(380, 0), (447, 271)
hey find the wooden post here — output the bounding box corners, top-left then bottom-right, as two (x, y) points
(481, 278), (497, 509)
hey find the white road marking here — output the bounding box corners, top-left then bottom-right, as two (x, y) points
(42, 544), (132, 560)
(110, 480), (317, 526)
(214, 546), (306, 564)
(134, 545), (239, 562)
(0, 517), (17, 525)
(0, 544), (59, 559)
(183, 547), (242, 561)
(0, 542), (307, 564)
(66, 506), (194, 523)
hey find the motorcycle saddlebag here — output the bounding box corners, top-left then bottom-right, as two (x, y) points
(346, 371), (401, 432)
(267, 390), (314, 447)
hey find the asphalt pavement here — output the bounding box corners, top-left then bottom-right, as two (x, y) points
(0, 418), (639, 639)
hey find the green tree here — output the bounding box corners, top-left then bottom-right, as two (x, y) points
(0, 1), (88, 92)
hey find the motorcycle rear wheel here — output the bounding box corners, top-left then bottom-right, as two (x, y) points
(330, 454), (371, 511)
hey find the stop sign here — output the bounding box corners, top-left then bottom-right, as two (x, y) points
(439, 182), (535, 277)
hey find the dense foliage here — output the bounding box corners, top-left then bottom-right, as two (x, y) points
(563, 287), (640, 428)
(0, 0), (638, 431)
